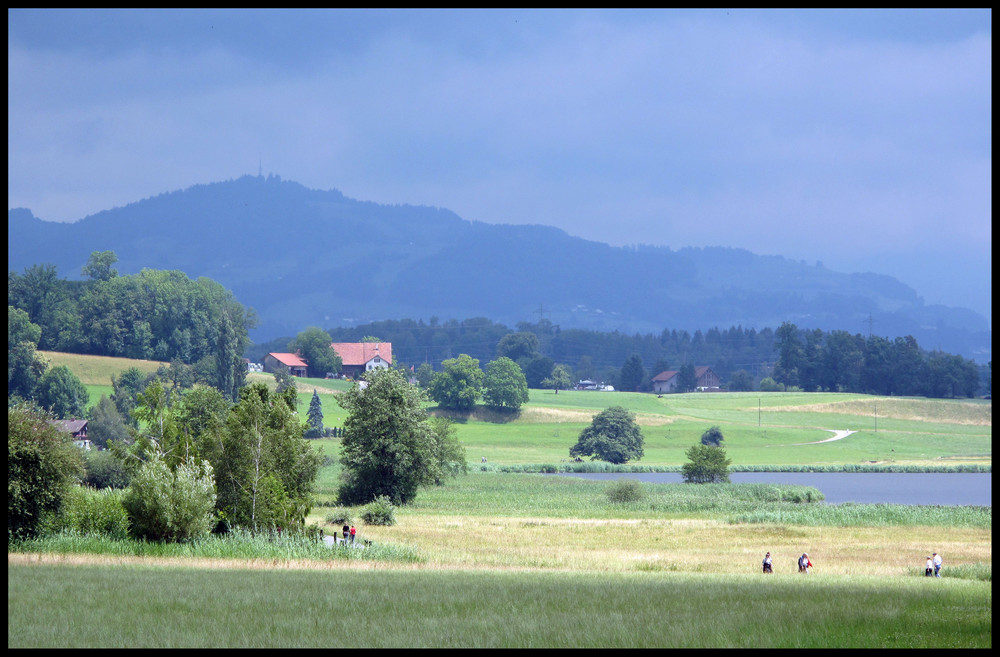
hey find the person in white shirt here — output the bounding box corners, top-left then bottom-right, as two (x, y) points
(925, 556), (934, 577)
(932, 552), (942, 578)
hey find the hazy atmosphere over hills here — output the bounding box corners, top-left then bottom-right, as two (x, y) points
(7, 175), (991, 363)
(7, 9), (991, 360)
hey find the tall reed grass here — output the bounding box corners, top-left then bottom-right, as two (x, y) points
(9, 528), (422, 563)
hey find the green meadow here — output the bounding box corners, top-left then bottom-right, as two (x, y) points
(12, 352), (991, 648)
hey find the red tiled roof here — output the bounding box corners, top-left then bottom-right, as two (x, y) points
(652, 370), (678, 382)
(330, 342), (393, 366)
(267, 352), (308, 367)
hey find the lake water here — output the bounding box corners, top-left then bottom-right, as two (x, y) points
(553, 472), (991, 506)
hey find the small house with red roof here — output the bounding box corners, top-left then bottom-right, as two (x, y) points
(330, 342), (392, 379)
(263, 352), (309, 377)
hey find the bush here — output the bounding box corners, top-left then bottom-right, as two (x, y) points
(360, 495), (397, 526)
(700, 426), (724, 446)
(82, 449), (131, 489)
(123, 455), (217, 542)
(52, 486), (130, 540)
(324, 508), (354, 526)
(605, 478), (647, 505)
(681, 444), (731, 484)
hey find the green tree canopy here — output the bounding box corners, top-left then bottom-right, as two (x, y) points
(728, 369), (754, 392)
(681, 444), (731, 484)
(8, 402), (86, 541)
(214, 383), (322, 530)
(619, 354), (646, 392)
(496, 332), (540, 362)
(570, 406), (645, 464)
(429, 354), (484, 411)
(677, 363), (697, 392)
(87, 395), (131, 450)
(542, 363), (573, 394)
(414, 362), (435, 388)
(35, 365), (89, 418)
(288, 326), (342, 378)
(81, 250), (119, 281)
(482, 357), (529, 411)
(336, 368), (440, 505)
(8, 305), (48, 401)
(700, 426), (725, 446)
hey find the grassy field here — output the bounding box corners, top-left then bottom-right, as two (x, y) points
(12, 351), (991, 648)
(8, 563), (991, 648)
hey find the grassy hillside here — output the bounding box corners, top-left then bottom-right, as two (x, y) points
(39, 350), (167, 386)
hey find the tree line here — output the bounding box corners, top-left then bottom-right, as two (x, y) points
(278, 317), (986, 399)
(771, 322), (985, 398)
(9, 252), (254, 401)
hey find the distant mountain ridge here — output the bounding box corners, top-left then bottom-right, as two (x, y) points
(7, 175), (991, 362)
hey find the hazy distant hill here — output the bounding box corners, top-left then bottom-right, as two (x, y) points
(7, 175), (991, 362)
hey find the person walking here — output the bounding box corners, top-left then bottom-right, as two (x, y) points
(932, 552), (942, 578)
(925, 556), (934, 577)
(762, 552), (773, 574)
(349, 525), (356, 544)
(798, 553), (812, 573)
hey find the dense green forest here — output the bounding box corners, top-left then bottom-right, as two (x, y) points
(9, 253), (253, 401)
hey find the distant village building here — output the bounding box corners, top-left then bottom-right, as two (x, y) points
(652, 366), (721, 394)
(263, 352), (308, 377)
(49, 419), (91, 450)
(330, 342), (392, 379)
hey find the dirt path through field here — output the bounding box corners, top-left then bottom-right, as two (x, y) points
(791, 429), (856, 446)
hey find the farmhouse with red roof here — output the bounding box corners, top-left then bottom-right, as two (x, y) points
(263, 352), (309, 377)
(330, 342), (392, 379)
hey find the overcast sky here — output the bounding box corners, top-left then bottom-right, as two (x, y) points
(8, 9), (992, 320)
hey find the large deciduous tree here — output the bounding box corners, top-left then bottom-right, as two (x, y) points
(482, 357), (529, 411)
(429, 354), (484, 411)
(336, 368), (440, 505)
(288, 326), (342, 378)
(570, 406), (644, 464)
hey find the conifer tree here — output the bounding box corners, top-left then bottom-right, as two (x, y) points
(306, 389), (324, 438)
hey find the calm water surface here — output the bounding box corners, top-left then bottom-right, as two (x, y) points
(554, 472), (991, 506)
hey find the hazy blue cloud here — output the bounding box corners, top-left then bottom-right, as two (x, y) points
(8, 9), (991, 318)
